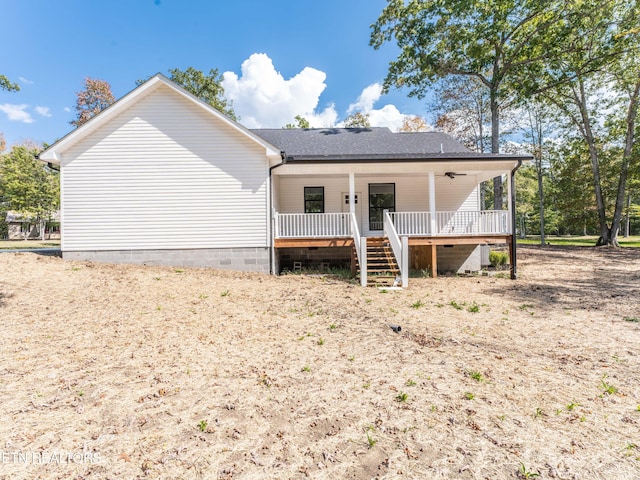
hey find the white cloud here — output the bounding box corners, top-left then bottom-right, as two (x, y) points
(347, 83), (383, 114)
(344, 83), (431, 131)
(222, 53), (337, 128)
(0, 104), (34, 123)
(220, 53), (425, 131)
(35, 106), (52, 117)
(19, 76), (34, 85)
(64, 107), (71, 113)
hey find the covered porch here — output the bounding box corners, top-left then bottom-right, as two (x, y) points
(271, 163), (520, 286)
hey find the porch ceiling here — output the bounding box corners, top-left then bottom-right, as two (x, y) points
(273, 160), (520, 179)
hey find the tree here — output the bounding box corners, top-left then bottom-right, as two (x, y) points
(534, 0), (640, 246)
(139, 67), (237, 120)
(371, 0), (571, 210)
(1, 75), (19, 154)
(0, 75), (19, 92)
(70, 77), (115, 127)
(432, 76), (490, 152)
(399, 115), (430, 132)
(284, 115), (310, 129)
(518, 100), (557, 244)
(343, 112), (371, 128)
(0, 145), (59, 240)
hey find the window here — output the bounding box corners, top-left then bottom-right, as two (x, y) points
(304, 187), (324, 213)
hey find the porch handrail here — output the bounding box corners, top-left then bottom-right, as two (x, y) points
(436, 210), (509, 235)
(389, 211), (432, 236)
(390, 210), (509, 236)
(350, 211), (362, 266)
(384, 210), (408, 287)
(274, 212), (351, 238)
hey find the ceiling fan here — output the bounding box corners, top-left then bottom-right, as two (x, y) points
(444, 171), (467, 179)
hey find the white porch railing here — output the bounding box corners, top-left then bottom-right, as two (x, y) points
(275, 210), (509, 238)
(384, 210), (409, 288)
(274, 212), (352, 238)
(390, 210), (509, 236)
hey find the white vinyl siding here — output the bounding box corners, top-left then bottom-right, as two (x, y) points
(434, 174), (480, 211)
(61, 85), (268, 251)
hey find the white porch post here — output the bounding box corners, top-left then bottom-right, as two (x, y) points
(360, 237), (367, 287)
(401, 236), (409, 288)
(349, 172), (356, 216)
(506, 172), (512, 233)
(428, 172), (437, 235)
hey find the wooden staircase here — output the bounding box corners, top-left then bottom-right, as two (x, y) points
(355, 237), (401, 287)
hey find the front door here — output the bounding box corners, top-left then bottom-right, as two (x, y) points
(368, 183), (395, 231)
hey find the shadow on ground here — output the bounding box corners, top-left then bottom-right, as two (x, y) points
(487, 245), (640, 313)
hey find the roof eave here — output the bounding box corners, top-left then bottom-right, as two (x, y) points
(282, 154), (533, 164)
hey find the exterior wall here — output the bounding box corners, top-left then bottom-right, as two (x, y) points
(61, 84), (269, 253)
(434, 175), (480, 211)
(63, 247), (269, 273)
(277, 173), (480, 236)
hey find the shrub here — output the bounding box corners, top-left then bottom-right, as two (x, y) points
(489, 251), (509, 267)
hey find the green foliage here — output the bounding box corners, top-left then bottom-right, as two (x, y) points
(601, 379), (618, 395)
(518, 462), (540, 478)
(410, 299), (425, 309)
(284, 115), (310, 129)
(140, 67), (236, 120)
(467, 370), (484, 382)
(0, 145), (59, 239)
(449, 300), (463, 310)
(198, 420), (208, 432)
(343, 112), (371, 128)
(489, 251), (509, 267)
(395, 391), (408, 402)
(0, 74), (19, 92)
(70, 77), (115, 127)
(366, 430), (377, 448)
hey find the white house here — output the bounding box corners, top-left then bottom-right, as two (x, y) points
(39, 74), (530, 286)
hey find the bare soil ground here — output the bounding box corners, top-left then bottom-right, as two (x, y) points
(1, 246), (639, 480)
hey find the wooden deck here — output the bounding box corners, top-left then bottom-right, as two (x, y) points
(274, 234), (513, 278)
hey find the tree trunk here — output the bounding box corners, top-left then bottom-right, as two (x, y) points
(625, 194), (631, 237)
(490, 88), (503, 210)
(537, 160), (545, 245)
(574, 80), (610, 245)
(610, 80), (640, 247)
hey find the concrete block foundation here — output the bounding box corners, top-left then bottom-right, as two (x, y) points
(63, 247), (270, 273)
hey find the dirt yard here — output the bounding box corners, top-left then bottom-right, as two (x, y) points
(0, 246), (639, 480)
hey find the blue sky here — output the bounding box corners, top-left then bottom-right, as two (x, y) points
(1, 0), (429, 148)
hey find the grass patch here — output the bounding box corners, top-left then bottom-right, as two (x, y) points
(0, 240), (60, 249)
(518, 235), (640, 248)
(410, 299), (425, 309)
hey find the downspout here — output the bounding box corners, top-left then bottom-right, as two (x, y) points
(268, 151), (287, 275)
(510, 159), (523, 280)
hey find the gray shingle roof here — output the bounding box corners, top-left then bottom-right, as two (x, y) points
(251, 127), (529, 162)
